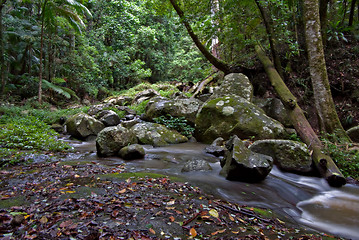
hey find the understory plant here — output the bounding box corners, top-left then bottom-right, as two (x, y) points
(322, 134), (359, 180)
(153, 114), (195, 138)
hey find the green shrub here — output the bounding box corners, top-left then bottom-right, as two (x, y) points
(153, 114), (195, 138)
(129, 100), (149, 115)
(322, 135), (359, 180)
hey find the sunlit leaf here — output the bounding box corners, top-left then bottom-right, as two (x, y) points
(209, 209), (219, 218)
(190, 227), (197, 237)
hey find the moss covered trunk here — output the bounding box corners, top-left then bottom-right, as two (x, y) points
(303, 0), (350, 141)
(255, 45), (346, 187)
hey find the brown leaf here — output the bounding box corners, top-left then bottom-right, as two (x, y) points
(169, 216), (175, 222)
(60, 220), (72, 228)
(118, 189), (126, 194)
(190, 228), (197, 237)
(149, 228), (156, 234)
(39, 216), (48, 224)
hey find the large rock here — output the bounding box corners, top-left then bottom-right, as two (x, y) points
(119, 144), (146, 160)
(65, 113), (105, 140)
(97, 110), (121, 127)
(104, 95), (133, 106)
(145, 97), (202, 125)
(253, 98), (292, 127)
(132, 89), (160, 105)
(130, 122), (188, 147)
(96, 125), (138, 157)
(347, 126), (359, 143)
(195, 96), (287, 143)
(249, 140), (313, 173)
(211, 73), (253, 101)
(220, 136), (273, 182)
(87, 103), (113, 116)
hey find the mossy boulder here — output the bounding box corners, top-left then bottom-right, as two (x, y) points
(97, 110), (121, 127)
(220, 136), (273, 182)
(195, 96), (286, 143)
(119, 144), (146, 160)
(65, 112), (105, 140)
(211, 73), (253, 101)
(96, 125), (138, 157)
(144, 97), (202, 125)
(130, 122), (188, 147)
(249, 139), (313, 174)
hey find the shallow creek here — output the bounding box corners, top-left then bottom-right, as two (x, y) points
(69, 140), (359, 240)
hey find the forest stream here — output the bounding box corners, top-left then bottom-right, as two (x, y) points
(69, 140), (359, 240)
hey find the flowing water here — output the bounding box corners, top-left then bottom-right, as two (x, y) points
(69, 140), (359, 240)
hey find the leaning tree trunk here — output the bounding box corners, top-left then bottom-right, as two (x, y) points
(303, 0), (350, 142)
(254, 0), (284, 79)
(255, 45), (346, 187)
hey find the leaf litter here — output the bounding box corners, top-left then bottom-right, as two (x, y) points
(0, 160), (341, 239)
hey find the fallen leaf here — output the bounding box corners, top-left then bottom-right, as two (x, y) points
(209, 209), (219, 218)
(169, 216), (175, 222)
(149, 228), (156, 234)
(118, 189), (126, 194)
(167, 200), (175, 205)
(190, 228), (197, 237)
(39, 216), (48, 224)
(60, 220), (73, 228)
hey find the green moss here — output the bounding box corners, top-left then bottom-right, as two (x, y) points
(0, 196), (27, 208)
(246, 207), (274, 218)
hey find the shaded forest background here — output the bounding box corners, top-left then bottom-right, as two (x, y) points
(0, 0), (359, 130)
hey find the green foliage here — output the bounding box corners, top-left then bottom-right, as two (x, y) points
(321, 135), (359, 180)
(129, 100), (149, 115)
(101, 106), (126, 119)
(0, 116), (70, 151)
(153, 114), (194, 137)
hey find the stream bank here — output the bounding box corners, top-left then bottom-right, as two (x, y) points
(1, 138), (359, 239)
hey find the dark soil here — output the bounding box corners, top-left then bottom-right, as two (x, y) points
(0, 157), (341, 240)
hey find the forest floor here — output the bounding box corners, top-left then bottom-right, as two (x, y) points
(0, 156), (342, 240)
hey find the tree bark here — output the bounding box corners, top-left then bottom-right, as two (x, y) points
(303, 0), (350, 142)
(0, 0), (7, 98)
(255, 45), (346, 187)
(254, 0), (284, 79)
(349, 0), (357, 26)
(319, 0), (329, 43)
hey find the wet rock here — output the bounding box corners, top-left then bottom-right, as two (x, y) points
(211, 73), (253, 101)
(181, 159), (212, 172)
(347, 126), (359, 143)
(96, 125), (138, 157)
(144, 97), (202, 125)
(130, 122), (188, 147)
(132, 89), (160, 105)
(119, 144), (146, 160)
(65, 113), (105, 140)
(204, 137), (226, 157)
(249, 139), (313, 174)
(121, 118), (143, 129)
(195, 96), (287, 143)
(97, 110), (121, 127)
(220, 136), (273, 182)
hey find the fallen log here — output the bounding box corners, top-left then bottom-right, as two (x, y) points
(190, 71), (218, 99)
(255, 45), (346, 187)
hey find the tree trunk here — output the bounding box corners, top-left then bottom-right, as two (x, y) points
(38, 0), (48, 104)
(349, 0), (357, 26)
(254, 0), (284, 79)
(255, 45), (346, 187)
(169, 0), (230, 73)
(0, 0), (7, 98)
(303, 0), (350, 141)
(319, 0), (329, 44)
